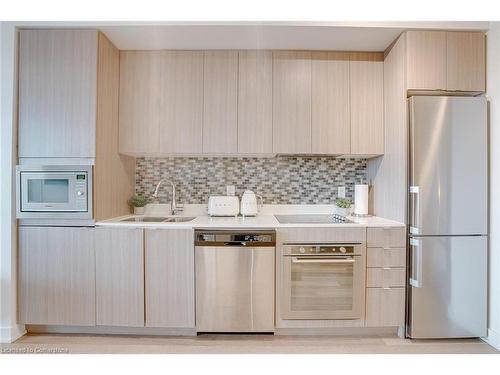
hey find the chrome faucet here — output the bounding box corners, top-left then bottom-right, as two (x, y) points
(152, 179), (183, 215)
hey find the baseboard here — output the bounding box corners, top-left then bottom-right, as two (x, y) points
(482, 328), (500, 351)
(274, 326), (399, 336)
(0, 324), (26, 343)
(26, 325), (197, 337)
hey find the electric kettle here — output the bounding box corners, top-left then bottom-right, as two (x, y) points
(240, 190), (262, 217)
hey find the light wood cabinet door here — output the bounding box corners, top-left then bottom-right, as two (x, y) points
(367, 227), (406, 248)
(350, 59), (384, 155)
(273, 51), (312, 154)
(95, 228), (144, 327)
(18, 30), (98, 158)
(446, 32), (485, 92)
(365, 288), (405, 327)
(119, 51), (162, 154)
(238, 50), (273, 154)
(406, 31), (447, 90)
(145, 229), (195, 328)
(160, 51), (204, 154)
(202, 51), (238, 154)
(366, 248), (406, 268)
(311, 52), (350, 154)
(18, 227), (95, 326)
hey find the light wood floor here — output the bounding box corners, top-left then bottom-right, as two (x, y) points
(1, 334), (498, 354)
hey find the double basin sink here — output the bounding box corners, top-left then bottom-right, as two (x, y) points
(121, 216), (195, 223)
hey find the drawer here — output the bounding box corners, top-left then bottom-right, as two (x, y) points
(366, 267), (406, 288)
(367, 247), (406, 268)
(367, 227), (406, 248)
(278, 227), (366, 244)
(365, 287), (405, 327)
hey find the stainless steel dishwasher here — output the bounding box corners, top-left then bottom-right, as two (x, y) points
(195, 230), (275, 332)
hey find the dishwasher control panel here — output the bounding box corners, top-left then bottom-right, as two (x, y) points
(195, 231), (276, 247)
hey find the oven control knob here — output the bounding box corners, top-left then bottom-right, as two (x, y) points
(340, 247), (346, 253)
(77, 191), (84, 196)
(299, 247), (305, 254)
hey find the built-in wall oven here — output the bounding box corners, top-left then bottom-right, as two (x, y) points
(281, 242), (366, 320)
(16, 165), (93, 220)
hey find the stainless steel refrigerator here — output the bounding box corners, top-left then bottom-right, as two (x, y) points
(407, 96), (488, 339)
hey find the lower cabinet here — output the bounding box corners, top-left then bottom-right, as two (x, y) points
(364, 226), (406, 328)
(95, 227), (144, 327)
(18, 226), (95, 326)
(365, 288), (405, 327)
(145, 229), (195, 328)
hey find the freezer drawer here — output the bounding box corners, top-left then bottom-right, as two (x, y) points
(408, 236), (487, 338)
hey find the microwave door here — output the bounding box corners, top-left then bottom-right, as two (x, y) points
(21, 172), (77, 212)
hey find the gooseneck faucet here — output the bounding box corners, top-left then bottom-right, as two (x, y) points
(152, 179), (182, 214)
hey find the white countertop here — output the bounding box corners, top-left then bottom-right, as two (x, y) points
(96, 213), (405, 230)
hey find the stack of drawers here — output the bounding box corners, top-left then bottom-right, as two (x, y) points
(365, 226), (406, 327)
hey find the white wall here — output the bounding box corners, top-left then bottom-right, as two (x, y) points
(486, 21), (500, 350)
(0, 22), (25, 343)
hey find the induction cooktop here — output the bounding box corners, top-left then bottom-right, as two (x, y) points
(274, 214), (353, 224)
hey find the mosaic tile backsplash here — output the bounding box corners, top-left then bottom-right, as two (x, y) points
(135, 157), (367, 205)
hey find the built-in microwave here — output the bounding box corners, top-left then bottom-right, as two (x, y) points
(16, 165), (93, 220)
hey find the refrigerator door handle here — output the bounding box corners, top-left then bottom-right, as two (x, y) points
(409, 238), (423, 288)
(409, 186), (420, 235)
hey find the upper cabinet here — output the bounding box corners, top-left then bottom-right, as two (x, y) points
(202, 51), (239, 154)
(406, 31), (485, 93)
(350, 55), (384, 156)
(19, 30), (98, 158)
(406, 31), (447, 91)
(311, 52), (350, 155)
(273, 51), (312, 154)
(119, 51), (162, 155)
(446, 32), (486, 92)
(238, 51), (273, 154)
(161, 51), (204, 154)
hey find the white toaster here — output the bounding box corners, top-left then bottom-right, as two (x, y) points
(207, 196), (240, 217)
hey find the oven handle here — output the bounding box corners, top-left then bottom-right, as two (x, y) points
(291, 257), (355, 264)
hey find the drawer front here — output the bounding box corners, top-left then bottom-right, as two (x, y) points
(278, 227), (366, 244)
(367, 227), (406, 248)
(365, 287), (405, 327)
(366, 267), (406, 288)
(367, 247), (406, 268)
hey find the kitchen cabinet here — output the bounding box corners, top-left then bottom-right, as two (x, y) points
(365, 288), (405, 327)
(202, 51), (238, 154)
(273, 51), (312, 154)
(145, 229), (195, 328)
(238, 50), (273, 154)
(18, 226), (95, 326)
(365, 226), (406, 328)
(119, 51), (162, 154)
(18, 29), (98, 158)
(350, 56), (384, 155)
(95, 228), (144, 327)
(406, 31), (447, 91)
(406, 31), (486, 92)
(160, 51), (204, 154)
(446, 32), (485, 92)
(311, 52), (350, 154)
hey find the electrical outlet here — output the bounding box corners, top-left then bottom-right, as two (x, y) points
(338, 186), (346, 198)
(226, 185), (235, 196)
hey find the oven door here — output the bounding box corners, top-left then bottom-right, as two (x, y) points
(281, 247), (366, 320)
(20, 172), (84, 212)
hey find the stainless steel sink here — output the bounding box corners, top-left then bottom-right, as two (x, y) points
(121, 216), (195, 223)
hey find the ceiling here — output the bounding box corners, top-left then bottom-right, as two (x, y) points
(16, 21), (490, 51)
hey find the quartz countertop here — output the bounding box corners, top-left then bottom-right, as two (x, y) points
(96, 213), (405, 230)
